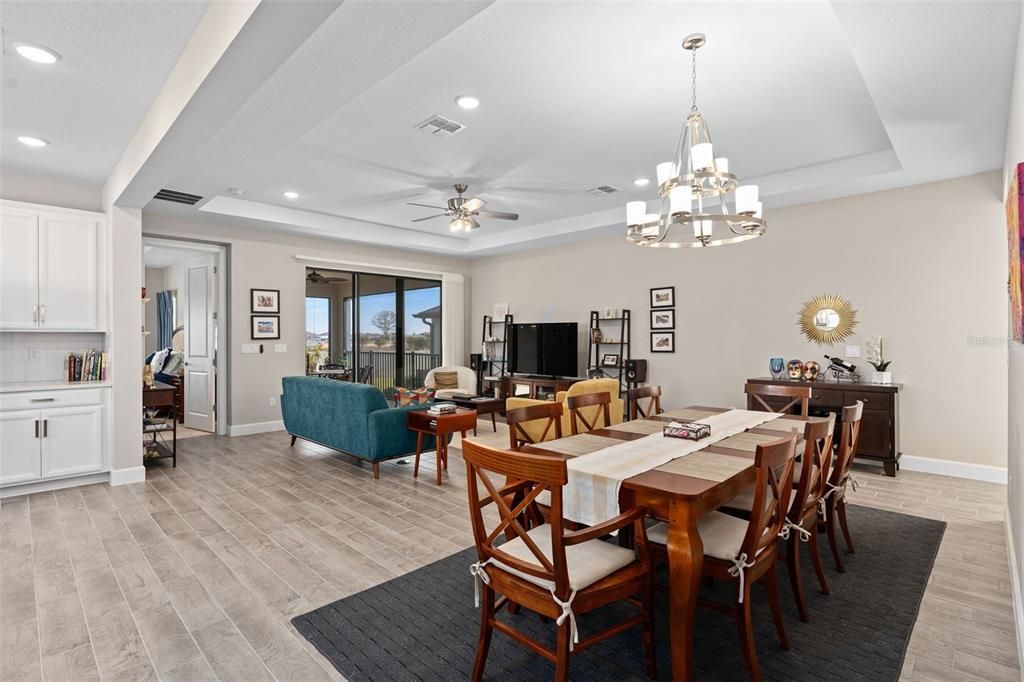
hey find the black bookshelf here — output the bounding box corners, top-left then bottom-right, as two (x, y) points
(586, 309), (631, 415)
(478, 313), (513, 397)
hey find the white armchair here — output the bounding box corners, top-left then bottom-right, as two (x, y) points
(424, 365), (477, 399)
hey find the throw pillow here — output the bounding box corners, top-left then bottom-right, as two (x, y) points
(150, 348), (170, 374)
(393, 387), (415, 407)
(413, 387), (437, 404)
(433, 370), (459, 391)
(161, 351), (184, 376)
(393, 387), (437, 406)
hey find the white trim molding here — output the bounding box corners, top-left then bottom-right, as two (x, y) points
(229, 420), (285, 437)
(900, 455), (1008, 484)
(1006, 506), (1024, 672)
(109, 466), (146, 486)
(0, 472), (111, 498)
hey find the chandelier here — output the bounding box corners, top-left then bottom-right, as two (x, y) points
(626, 33), (765, 248)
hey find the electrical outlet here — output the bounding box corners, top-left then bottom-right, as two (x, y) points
(242, 344), (260, 354)
(28, 348), (41, 361)
(845, 345), (860, 358)
(274, 343), (287, 353)
(269, 396), (277, 407)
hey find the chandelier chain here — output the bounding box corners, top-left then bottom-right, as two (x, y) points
(690, 47), (698, 112)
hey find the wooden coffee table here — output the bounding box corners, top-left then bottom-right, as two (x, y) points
(407, 407), (478, 485)
(447, 395), (503, 432)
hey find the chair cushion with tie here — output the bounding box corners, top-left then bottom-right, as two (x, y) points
(648, 513), (765, 563)
(489, 523), (637, 591)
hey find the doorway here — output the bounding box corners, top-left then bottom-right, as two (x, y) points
(143, 237), (228, 436)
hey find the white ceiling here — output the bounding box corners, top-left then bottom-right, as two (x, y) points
(3, 0), (1020, 256)
(0, 0), (208, 184)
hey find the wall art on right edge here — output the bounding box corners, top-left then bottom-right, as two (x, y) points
(651, 331), (675, 353)
(1008, 161), (1023, 342)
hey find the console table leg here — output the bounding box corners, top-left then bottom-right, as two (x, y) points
(884, 460), (896, 477)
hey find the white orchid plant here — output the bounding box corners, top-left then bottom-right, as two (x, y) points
(865, 335), (892, 372)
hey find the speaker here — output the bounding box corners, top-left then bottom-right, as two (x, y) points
(469, 353), (483, 371)
(625, 358), (647, 383)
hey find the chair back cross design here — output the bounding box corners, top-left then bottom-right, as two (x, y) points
(506, 402), (563, 450)
(744, 382), (812, 416)
(628, 385), (663, 420)
(742, 434), (797, 561)
(567, 392), (612, 435)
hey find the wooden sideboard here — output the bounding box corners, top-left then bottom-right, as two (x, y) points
(746, 377), (902, 476)
(497, 375), (584, 402)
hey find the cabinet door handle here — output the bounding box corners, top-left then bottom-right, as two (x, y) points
(30, 397), (55, 403)
(33, 305), (38, 323)
(43, 420), (48, 437)
(35, 420), (39, 438)
(39, 304), (46, 323)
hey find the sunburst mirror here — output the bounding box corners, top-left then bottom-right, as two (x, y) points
(798, 294), (858, 345)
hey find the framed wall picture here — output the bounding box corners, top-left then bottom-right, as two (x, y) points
(651, 331), (675, 353)
(251, 315), (280, 340)
(493, 302), (510, 319)
(600, 353), (620, 367)
(650, 286), (675, 308)
(650, 309), (675, 330)
(251, 288), (280, 314)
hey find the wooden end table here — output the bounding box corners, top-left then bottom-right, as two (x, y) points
(447, 395), (503, 432)
(407, 407), (478, 485)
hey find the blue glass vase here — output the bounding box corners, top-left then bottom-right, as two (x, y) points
(769, 357), (785, 380)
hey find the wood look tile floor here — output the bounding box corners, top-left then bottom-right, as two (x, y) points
(0, 422), (1018, 681)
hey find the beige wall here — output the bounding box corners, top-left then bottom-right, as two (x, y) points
(470, 172), (1009, 470)
(0, 170), (103, 212)
(141, 213), (471, 429)
(1004, 3), (1024, 654)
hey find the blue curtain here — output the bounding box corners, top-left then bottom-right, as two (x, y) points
(156, 291), (174, 350)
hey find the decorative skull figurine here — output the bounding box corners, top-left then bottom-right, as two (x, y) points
(803, 360), (821, 382)
(787, 360), (804, 380)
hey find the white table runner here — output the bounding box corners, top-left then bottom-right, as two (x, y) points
(563, 409), (786, 525)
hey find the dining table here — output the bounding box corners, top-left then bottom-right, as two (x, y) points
(520, 405), (828, 682)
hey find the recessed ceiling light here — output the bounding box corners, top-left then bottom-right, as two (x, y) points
(633, 177), (650, 187)
(455, 95), (479, 110)
(14, 43), (61, 65)
(18, 136), (48, 148)
(283, 191), (299, 200)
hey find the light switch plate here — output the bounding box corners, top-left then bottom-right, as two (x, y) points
(269, 396), (277, 407)
(845, 345), (860, 358)
(242, 343), (260, 354)
(274, 344), (288, 353)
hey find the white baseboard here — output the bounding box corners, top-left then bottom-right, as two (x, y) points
(229, 420), (285, 437)
(1005, 506), (1024, 672)
(0, 471), (111, 498)
(109, 466), (146, 486)
(900, 455), (1008, 484)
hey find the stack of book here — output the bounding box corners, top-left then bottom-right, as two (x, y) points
(427, 402), (458, 417)
(66, 349), (108, 383)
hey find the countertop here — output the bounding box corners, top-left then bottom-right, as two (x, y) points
(0, 380), (113, 394)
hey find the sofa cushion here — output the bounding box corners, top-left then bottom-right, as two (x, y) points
(394, 387), (436, 406)
(433, 370), (459, 391)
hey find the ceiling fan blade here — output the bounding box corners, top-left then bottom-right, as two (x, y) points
(469, 217), (481, 230)
(475, 209), (519, 221)
(463, 197), (486, 212)
(406, 202), (448, 210)
(411, 213), (448, 222)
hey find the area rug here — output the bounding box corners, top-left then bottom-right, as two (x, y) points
(292, 505), (943, 681)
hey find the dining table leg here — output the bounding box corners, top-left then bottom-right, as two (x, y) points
(667, 498), (703, 682)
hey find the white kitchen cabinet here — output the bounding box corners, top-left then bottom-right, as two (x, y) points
(40, 405), (103, 478)
(0, 389), (107, 489)
(0, 201), (104, 331)
(0, 410), (43, 486)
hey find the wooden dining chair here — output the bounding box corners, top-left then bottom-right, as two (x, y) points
(628, 385), (663, 420)
(647, 433), (797, 682)
(821, 401), (863, 573)
(566, 391), (612, 435)
(506, 403), (563, 450)
(744, 382), (812, 416)
(462, 439), (656, 681)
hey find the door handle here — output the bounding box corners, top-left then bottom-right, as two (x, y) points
(43, 420), (48, 437)
(33, 305), (38, 323)
(40, 304), (46, 323)
(35, 420), (39, 438)
(30, 397), (55, 403)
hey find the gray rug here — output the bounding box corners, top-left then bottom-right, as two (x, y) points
(293, 505), (944, 681)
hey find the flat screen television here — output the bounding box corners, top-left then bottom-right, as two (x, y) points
(509, 322), (579, 377)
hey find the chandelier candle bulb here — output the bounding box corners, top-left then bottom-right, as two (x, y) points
(669, 186), (691, 215)
(626, 201), (646, 225)
(691, 142), (714, 171)
(735, 185), (759, 214)
(753, 201), (763, 219)
(656, 161), (677, 186)
(715, 157), (729, 173)
(693, 219), (713, 238)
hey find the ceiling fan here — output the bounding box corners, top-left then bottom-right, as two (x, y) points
(306, 269), (347, 284)
(407, 184), (519, 232)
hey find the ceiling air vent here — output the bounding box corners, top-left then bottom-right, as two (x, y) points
(416, 114), (466, 137)
(153, 189), (203, 205)
(587, 185), (619, 196)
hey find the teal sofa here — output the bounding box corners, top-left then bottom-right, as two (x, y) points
(281, 376), (438, 479)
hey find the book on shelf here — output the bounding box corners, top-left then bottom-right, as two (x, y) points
(66, 349), (108, 383)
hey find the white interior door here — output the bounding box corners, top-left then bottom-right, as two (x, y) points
(184, 255), (216, 432)
(0, 208), (39, 329)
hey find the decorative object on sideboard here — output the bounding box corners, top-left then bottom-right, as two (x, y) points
(802, 360), (821, 382)
(651, 331), (675, 353)
(251, 315), (280, 340)
(143, 364), (155, 389)
(649, 286), (675, 308)
(823, 354), (861, 382)
(650, 309), (675, 330)
(798, 293), (858, 345)
(251, 288), (280, 314)
(865, 336), (893, 384)
(787, 359), (804, 380)
(626, 33), (765, 249)
(493, 302), (509, 319)
(769, 357), (785, 380)
(600, 353), (620, 368)
(1005, 162), (1022, 342)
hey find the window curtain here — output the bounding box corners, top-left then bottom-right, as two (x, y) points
(156, 290), (174, 350)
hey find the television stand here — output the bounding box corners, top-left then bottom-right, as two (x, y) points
(499, 375), (584, 401)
